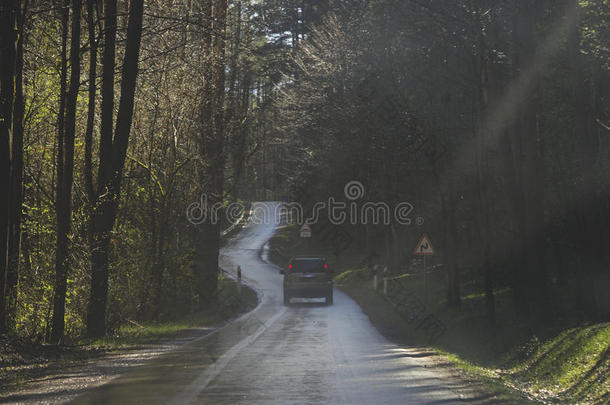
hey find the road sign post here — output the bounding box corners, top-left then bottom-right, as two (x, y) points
(414, 234), (434, 309)
(382, 266), (388, 295)
(424, 255), (427, 309)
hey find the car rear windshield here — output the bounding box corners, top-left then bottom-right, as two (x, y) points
(290, 259), (325, 273)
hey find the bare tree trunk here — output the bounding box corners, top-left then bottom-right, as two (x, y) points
(226, 0), (242, 196)
(145, 100), (160, 319)
(227, 0), (241, 120)
(207, 0), (228, 303)
(568, 0), (600, 316)
(86, 0), (116, 338)
(472, 1), (495, 328)
(0, 0), (20, 333)
(87, 0), (144, 338)
(7, 1), (26, 330)
(442, 178), (460, 308)
(84, 0), (98, 224)
(51, 0), (81, 343)
(195, 0), (228, 309)
(231, 1), (253, 198)
(194, 0), (213, 310)
(437, 85), (461, 309)
(52, 0), (69, 337)
(55, 0), (69, 224)
(512, 0), (549, 324)
(152, 197), (167, 318)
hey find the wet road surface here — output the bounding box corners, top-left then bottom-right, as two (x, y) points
(71, 202), (473, 404)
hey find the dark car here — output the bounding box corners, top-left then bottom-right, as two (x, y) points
(282, 257), (333, 305)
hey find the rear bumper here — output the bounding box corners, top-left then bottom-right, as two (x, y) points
(284, 283), (332, 298)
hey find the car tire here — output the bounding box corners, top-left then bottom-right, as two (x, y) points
(283, 293), (290, 306)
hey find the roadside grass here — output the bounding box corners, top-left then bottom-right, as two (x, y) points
(84, 276), (257, 349)
(507, 322), (610, 403)
(1, 215), (257, 395)
(268, 224), (610, 404)
(0, 276), (257, 394)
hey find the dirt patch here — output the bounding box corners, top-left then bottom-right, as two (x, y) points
(0, 327), (215, 404)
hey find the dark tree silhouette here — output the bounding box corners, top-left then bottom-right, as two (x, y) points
(87, 0), (144, 338)
(51, 0), (82, 343)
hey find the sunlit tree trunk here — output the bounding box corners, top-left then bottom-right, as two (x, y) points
(51, 0), (81, 343)
(52, 0), (69, 340)
(6, 1), (26, 330)
(86, 0), (116, 338)
(84, 0), (98, 233)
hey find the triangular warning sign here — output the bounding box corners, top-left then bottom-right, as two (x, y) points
(299, 223), (312, 238)
(414, 234), (434, 256)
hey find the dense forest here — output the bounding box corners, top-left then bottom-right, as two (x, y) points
(275, 0), (610, 331)
(1, 0), (609, 348)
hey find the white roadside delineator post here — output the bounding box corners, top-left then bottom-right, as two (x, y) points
(383, 267), (388, 295)
(373, 264), (378, 291)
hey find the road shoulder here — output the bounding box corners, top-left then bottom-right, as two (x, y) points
(0, 277), (257, 404)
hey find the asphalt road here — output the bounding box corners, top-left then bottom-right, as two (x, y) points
(71, 202), (473, 404)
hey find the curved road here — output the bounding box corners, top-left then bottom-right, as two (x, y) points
(72, 202), (475, 404)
